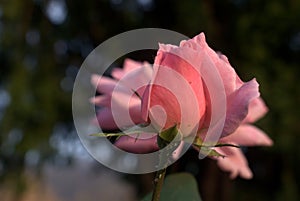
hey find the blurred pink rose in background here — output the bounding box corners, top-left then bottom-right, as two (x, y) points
(91, 33), (272, 179)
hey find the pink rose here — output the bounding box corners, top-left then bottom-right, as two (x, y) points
(92, 33), (272, 179)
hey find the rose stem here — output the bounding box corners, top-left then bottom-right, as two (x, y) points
(151, 167), (167, 201)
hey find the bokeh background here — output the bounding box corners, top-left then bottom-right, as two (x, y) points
(0, 0), (299, 200)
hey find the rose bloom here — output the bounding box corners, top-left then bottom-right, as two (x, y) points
(91, 33), (272, 179)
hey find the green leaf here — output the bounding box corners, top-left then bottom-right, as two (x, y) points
(141, 173), (202, 201)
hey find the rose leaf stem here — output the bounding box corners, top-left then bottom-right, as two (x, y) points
(151, 167), (167, 201)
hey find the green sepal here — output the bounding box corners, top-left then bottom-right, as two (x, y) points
(158, 125), (179, 143)
(157, 125), (181, 149)
(198, 147), (225, 158)
(90, 133), (128, 137)
(193, 138), (225, 158)
(214, 143), (240, 148)
(157, 135), (169, 149)
(90, 132), (135, 141)
(192, 136), (240, 148)
(193, 136), (203, 146)
(90, 123), (158, 140)
(192, 136), (241, 158)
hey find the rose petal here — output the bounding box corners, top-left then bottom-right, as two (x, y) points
(115, 135), (159, 154)
(94, 97), (142, 130)
(110, 97), (142, 128)
(111, 59), (149, 80)
(142, 48), (205, 135)
(90, 95), (111, 107)
(91, 74), (117, 94)
(111, 68), (125, 80)
(95, 108), (118, 130)
(244, 97), (268, 123)
(123, 59), (145, 72)
(221, 124), (273, 146)
(215, 147), (253, 179)
(181, 33), (241, 95)
(222, 79), (260, 136)
(117, 63), (152, 97)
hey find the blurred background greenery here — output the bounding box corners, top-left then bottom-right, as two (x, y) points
(0, 0), (299, 200)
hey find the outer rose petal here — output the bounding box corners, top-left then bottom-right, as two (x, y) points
(115, 135), (184, 160)
(244, 97), (268, 123)
(111, 68), (125, 80)
(115, 135), (159, 154)
(94, 95), (142, 130)
(123, 59), (148, 73)
(180, 33), (241, 95)
(94, 108), (118, 130)
(90, 95), (110, 107)
(91, 75), (117, 94)
(112, 59), (147, 80)
(215, 147), (253, 179)
(113, 63), (152, 98)
(222, 79), (260, 136)
(221, 124), (273, 146)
